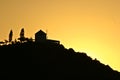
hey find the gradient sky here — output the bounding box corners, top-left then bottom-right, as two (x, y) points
(0, 0), (120, 71)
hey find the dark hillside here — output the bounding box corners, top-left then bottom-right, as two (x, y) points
(0, 42), (120, 80)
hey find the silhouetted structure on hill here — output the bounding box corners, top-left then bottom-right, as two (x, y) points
(35, 30), (47, 42)
(0, 29), (60, 46)
(35, 30), (60, 44)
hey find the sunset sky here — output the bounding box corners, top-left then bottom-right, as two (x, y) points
(0, 0), (120, 71)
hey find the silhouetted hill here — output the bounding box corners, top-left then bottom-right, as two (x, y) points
(0, 42), (120, 80)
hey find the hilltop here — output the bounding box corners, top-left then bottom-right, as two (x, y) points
(0, 29), (120, 80)
(0, 41), (120, 80)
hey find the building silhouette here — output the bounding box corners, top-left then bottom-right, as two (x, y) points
(35, 30), (47, 42)
(35, 30), (60, 44)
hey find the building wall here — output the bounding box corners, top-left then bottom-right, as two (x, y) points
(35, 33), (46, 42)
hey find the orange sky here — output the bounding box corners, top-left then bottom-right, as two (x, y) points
(0, 0), (120, 71)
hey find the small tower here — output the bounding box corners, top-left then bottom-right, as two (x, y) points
(35, 30), (47, 42)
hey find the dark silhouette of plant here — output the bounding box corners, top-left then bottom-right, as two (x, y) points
(18, 28), (26, 43)
(9, 30), (13, 43)
(26, 37), (34, 42)
(0, 41), (4, 46)
(4, 39), (8, 45)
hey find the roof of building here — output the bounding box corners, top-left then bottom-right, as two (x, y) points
(35, 30), (46, 35)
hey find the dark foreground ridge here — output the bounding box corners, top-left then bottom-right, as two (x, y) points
(0, 41), (120, 80)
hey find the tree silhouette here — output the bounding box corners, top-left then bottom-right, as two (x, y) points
(18, 28), (26, 43)
(20, 28), (24, 38)
(9, 30), (13, 43)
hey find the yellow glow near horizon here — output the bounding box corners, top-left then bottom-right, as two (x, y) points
(0, 0), (120, 71)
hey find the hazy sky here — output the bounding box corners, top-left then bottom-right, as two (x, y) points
(0, 0), (120, 71)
